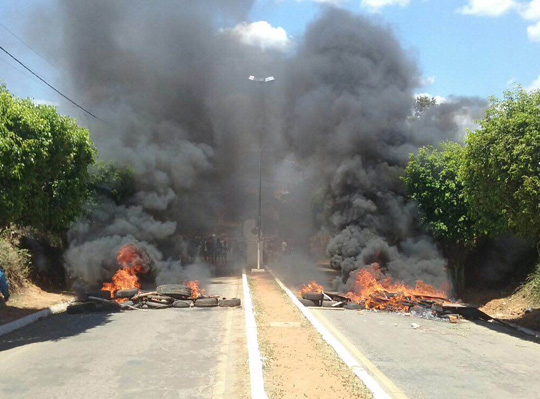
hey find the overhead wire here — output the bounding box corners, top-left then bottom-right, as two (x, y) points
(0, 54), (43, 85)
(0, 44), (107, 123)
(0, 22), (59, 72)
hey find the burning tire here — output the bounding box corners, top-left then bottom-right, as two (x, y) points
(344, 303), (362, 310)
(298, 298), (316, 307)
(302, 292), (324, 301)
(172, 300), (192, 308)
(157, 284), (191, 299)
(218, 298), (241, 307)
(194, 297), (218, 307)
(115, 288), (139, 299)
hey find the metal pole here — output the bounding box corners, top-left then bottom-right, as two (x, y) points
(248, 75), (274, 271)
(257, 144), (262, 269)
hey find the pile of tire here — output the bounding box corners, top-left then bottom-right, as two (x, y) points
(67, 284), (242, 314)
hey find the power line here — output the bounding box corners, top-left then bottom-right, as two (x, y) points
(0, 44), (106, 123)
(0, 22), (59, 72)
(0, 54), (43, 85)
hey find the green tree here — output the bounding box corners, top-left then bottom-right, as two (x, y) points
(88, 160), (135, 205)
(414, 95), (437, 117)
(462, 87), (540, 240)
(403, 142), (476, 293)
(0, 85), (96, 233)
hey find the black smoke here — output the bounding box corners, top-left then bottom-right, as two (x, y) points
(26, 3), (485, 290)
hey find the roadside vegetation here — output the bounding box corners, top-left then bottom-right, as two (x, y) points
(405, 88), (540, 302)
(0, 229), (30, 293)
(0, 84), (134, 293)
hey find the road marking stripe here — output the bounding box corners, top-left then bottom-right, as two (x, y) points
(313, 309), (409, 399)
(242, 270), (268, 399)
(267, 268), (408, 399)
(212, 281), (237, 399)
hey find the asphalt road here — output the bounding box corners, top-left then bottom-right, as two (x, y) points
(273, 261), (540, 399)
(0, 276), (248, 399)
(312, 308), (540, 399)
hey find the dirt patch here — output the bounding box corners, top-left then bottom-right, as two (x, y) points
(0, 283), (74, 326)
(250, 272), (371, 399)
(479, 289), (540, 331)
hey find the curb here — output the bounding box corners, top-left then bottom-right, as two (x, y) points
(0, 301), (71, 338)
(267, 268), (391, 399)
(242, 270), (268, 399)
(501, 320), (540, 340)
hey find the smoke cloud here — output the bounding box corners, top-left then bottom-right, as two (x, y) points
(27, 3), (485, 290)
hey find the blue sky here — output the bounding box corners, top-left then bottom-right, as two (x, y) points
(1, 0), (540, 115)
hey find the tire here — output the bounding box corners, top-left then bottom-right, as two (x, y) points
(322, 300), (341, 308)
(219, 298), (241, 307)
(344, 303), (362, 310)
(302, 292), (324, 301)
(157, 284), (191, 299)
(172, 300), (192, 308)
(85, 290), (111, 300)
(146, 301), (171, 309)
(194, 297), (218, 307)
(115, 288), (138, 299)
(148, 295), (174, 303)
(120, 300), (134, 310)
(298, 298), (316, 307)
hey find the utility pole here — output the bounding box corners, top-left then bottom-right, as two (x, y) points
(248, 75), (274, 270)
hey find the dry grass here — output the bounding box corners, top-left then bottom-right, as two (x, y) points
(522, 263), (540, 304)
(0, 231), (30, 293)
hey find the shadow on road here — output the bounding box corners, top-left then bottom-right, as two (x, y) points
(0, 311), (115, 352)
(473, 318), (540, 344)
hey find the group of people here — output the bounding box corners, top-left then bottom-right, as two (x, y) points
(178, 234), (246, 266)
(199, 235), (229, 264)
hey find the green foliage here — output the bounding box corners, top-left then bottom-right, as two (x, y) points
(0, 85), (96, 233)
(462, 87), (540, 239)
(414, 95), (437, 117)
(403, 142), (476, 245)
(0, 229), (30, 292)
(88, 160), (135, 205)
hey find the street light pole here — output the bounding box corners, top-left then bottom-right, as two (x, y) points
(248, 75), (274, 270)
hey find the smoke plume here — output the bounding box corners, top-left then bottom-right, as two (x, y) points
(27, 3), (485, 290)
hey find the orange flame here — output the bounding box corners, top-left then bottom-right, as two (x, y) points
(299, 280), (325, 297)
(102, 245), (149, 301)
(346, 263), (449, 311)
(183, 280), (205, 299)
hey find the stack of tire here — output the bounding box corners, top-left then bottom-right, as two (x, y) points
(67, 284), (241, 314)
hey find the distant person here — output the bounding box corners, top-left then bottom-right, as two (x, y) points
(179, 236), (189, 266)
(208, 234), (216, 263)
(281, 240), (288, 254)
(0, 266), (10, 304)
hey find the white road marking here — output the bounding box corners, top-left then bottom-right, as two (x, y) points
(242, 270), (268, 399)
(267, 268), (393, 399)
